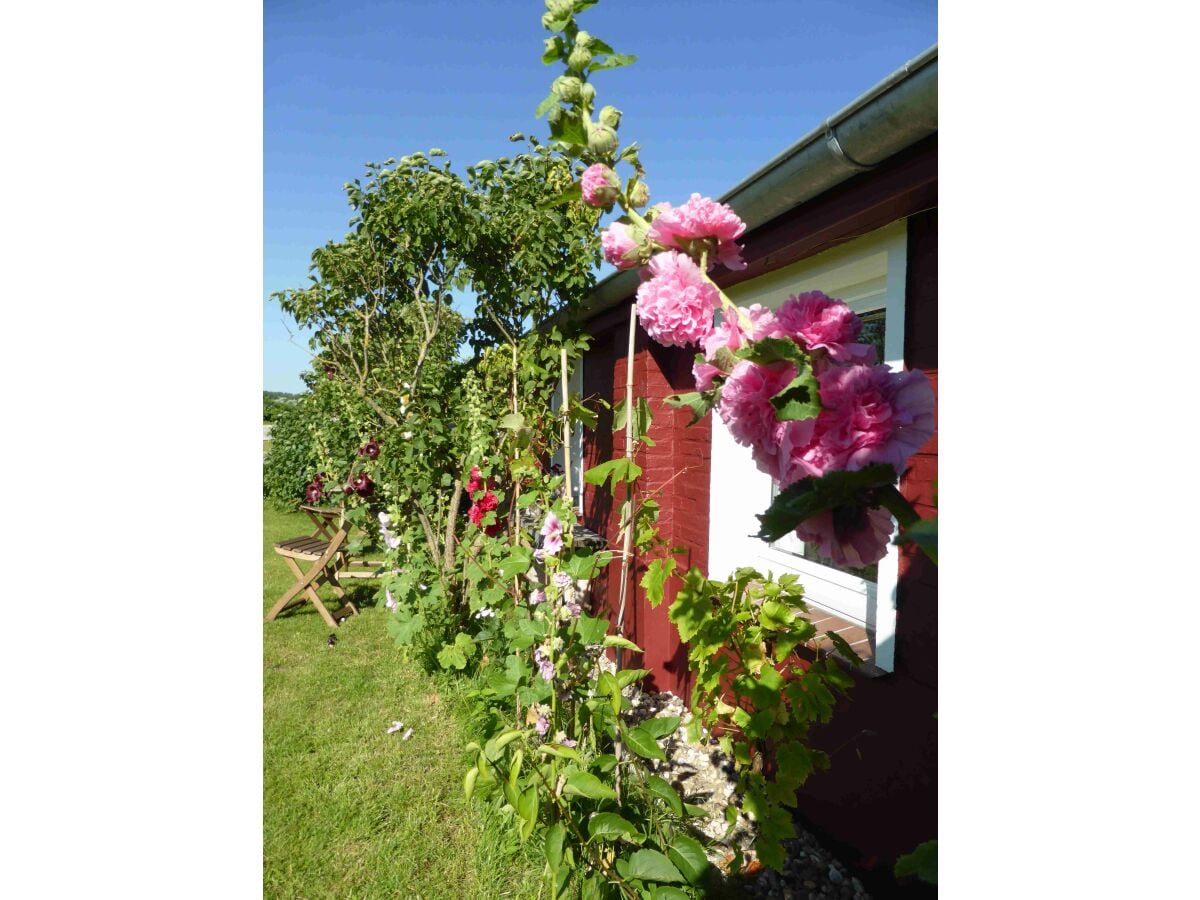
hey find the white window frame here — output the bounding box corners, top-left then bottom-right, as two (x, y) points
(707, 221), (908, 671)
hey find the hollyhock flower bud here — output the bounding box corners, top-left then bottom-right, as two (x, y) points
(574, 29), (595, 49)
(598, 105), (622, 129)
(602, 221), (642, 270)
(544, 0), (571, 16)
(795, 504), (895, 568)
(627, 180), (649, 208)
(567, 43), (592, 72)
(587, 122), (618, 156)
(552, 75), (583, 103)
(649, 193), (747, 271)
(581, 163), (621, 208)
(547, 105), (565, 129)
(775, 291), (876, 365)
(635, 250), (720, 348)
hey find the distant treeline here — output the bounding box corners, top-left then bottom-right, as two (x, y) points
(263, 390), (305, 422)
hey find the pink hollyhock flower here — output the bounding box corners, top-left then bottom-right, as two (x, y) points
(795, 504), (895, 568)
(648, 193), (747, 270)
(601, 221), (641, 270)
(693, 305), (781, 390)
(774, 364), (935, 485)
(817, 364), (935, 473)
(536, 715), (550, 737)
(775, 292), (876, 366)
(529, 587), (546, 606)
(636, 251), (720, 348)
(581, 163), (621, 208)
(553, 572), (572, 589)
(716, 359), (800, 469)
(466, 465), (483, 495)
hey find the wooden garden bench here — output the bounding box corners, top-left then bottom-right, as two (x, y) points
(266, 505), (381, 628)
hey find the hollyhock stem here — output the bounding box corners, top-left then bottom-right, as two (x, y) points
(700, 250), (753, 332)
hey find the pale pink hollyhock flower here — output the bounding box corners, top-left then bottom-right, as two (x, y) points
(716, 359), (804, 474)
(636, 251), (720, 348)
(536, 715), (550, 737)
(540, 511), (564, 556)
(692, 305), (781, 390)
(530, 587), (546, 605)
(601, 221), (641, 270)
(648, 193), (747, 270)
(385, 589), (398, 611)
(775, 291), (876, 366)
(582, 163), (621, 208)
(795, 504), (894, 568)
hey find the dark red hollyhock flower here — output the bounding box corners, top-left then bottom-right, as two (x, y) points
(304, 483), (323, 504)
(358, 440), (381, 459)
(351, 472), (374, 497)
(484, 521), (505, 537)
(324, 365), (337, 380)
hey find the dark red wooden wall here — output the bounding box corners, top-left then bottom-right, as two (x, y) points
(579, 139), (938, 896)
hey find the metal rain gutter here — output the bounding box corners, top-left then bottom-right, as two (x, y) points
(584, 44), (938, 316)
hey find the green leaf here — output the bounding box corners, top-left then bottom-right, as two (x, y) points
(587, 812), (644, 843)
(755, 464), (899, 543)
(602, 634), (643, 653)
(666, 567), (713, 643)
(537, 742), (582, 761)
(497, 545), (534, 579)
(667, 835), (709, 884)
(639, 716), (680, 740)
(895, 513), (938, 564)
(555, 113), (588, 146)
(537, 182), (583, 210)
(664, 390), (716, 426)
(574, 613), (610, 647)
(463, 766), (479, 802)
(437, 642), (467, 670)
(894, 839), (937, 884)
(564, 549), (613, 581)
(759, 600), (796, 632)
(498, 412), (525, 430)
(591, 52), (638, 71)
(824, 629), (864, 666)
(517, 785), (539, 840)
(621, 849), (685, 883)
(545, 821), (567, 872)
(563, 771), (617, 801)
(640, 557), (676, 608)
(644, 775), (683, 816)
(621, 723), (666, 761)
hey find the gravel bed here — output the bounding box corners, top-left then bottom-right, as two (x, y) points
(620, 686), (871, 900)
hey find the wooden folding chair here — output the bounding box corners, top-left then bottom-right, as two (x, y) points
(267, 508), (360, 628)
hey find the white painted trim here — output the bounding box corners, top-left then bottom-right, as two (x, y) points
(708, 222), (909, 672)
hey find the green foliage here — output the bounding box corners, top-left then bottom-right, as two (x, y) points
(895, 839), (937, 885)
(262, 397), (318, 506)
(671, 566), (858, 872)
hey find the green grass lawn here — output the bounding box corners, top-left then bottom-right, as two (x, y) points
(263, 502), (541, 898)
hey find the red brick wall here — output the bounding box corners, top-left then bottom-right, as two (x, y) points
(581, 307), (711, 697)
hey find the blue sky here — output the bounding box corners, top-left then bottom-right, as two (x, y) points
(265, 0), (938, 392)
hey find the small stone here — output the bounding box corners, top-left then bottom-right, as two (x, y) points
(803, 881), (817, 889)
(828, 865), (843, 883)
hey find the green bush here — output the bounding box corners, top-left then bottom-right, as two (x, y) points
(262, 400), (319, 507)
